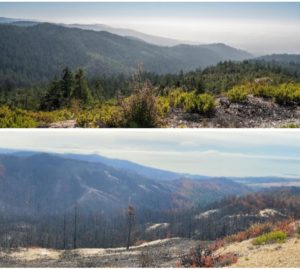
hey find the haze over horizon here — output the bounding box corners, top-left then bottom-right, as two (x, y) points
(0, 130), (300, 178)
(0, 2), (300, 54)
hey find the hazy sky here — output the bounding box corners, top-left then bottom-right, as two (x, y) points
(0, 2), (300, 54)
(0, 129), (300, 178)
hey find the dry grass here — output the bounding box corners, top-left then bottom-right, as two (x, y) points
(8, 248), (61, 261)
(215, 236), (300, 267)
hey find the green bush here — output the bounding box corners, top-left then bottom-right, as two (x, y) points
(252, 230), (287, 245)
(281, 123), (300, 128)
(183, 92), (215, 114)
(157, 96), (170, 117)
(168, 88), (186, 108)
(28, 109), (74, 127)
(227, 82), (300, 106)
(228, 86), (248, 103)
(197, 93), (216, 114)
(251, 83), (275, 98)
(0, 106), (37, 128)
(76, 105), (124, 128)
(168, 90), (215, 115)
(274, 83), (300, 105)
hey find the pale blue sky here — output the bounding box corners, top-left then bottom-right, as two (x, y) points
(1, 2), (300, 53)
(0, 129), (299, 178)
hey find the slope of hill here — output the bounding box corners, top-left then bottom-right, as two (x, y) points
(0, 153), (177, 215)
(169, 177), (251, 207)
(61, 153), (183, 181)
(0, 152), (252, 217)
(0, 17), (190, 46)
(0, 237), (199, 267)
(64, 23), (185, 47)
(0, 23), (252, 88)
(214, 224), (300, 267)
(0, 148), (204, 181)
(257, 54), (300, 64)
(188, 187), (300, 241)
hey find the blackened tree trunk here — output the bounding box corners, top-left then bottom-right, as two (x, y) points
(126, 205), (134, 250)
(74, 206), (78, 249)
(63, 213), (67, 249)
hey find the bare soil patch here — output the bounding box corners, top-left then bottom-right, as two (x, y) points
(0, 237), (198, 267)
(166, 96), (300, 128)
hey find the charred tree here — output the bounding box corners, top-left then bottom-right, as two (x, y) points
(126, 205), (135, 250)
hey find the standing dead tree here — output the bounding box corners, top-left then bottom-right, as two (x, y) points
(126, 205), (135, 250)
(63, 213), (67, 249)
(74, 205), (78, 249)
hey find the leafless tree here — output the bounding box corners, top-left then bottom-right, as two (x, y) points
(73, 205), (78, 249)
(126, 205), (135, 250)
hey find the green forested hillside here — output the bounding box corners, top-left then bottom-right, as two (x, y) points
(1, 22), (300, 128)
(0, 23), (251, 88)
(257, 54), (300, 64)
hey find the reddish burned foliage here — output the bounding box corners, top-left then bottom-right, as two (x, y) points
(180, 245), (238, 268)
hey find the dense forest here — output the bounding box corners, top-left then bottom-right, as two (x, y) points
(1, 59), (300, 128)
(0, 22), (300, 128)
(0, 23), (251, 87)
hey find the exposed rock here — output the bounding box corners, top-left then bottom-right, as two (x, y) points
(46, 120), (77, 128)
(166, 96), (300, 128)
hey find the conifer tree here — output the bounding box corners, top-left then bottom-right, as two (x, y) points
(72, 69), (91, 104)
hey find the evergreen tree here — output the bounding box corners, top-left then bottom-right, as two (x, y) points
(72, 69), (91, 104)
(40, 80), (62, 111)
(60, 67), (74, 106)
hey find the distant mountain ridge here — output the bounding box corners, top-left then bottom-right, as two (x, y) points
(256, 54), (300, 64)
(63, 23), (187, 47)
(0, 21), (252, 88)
(0, 151), (253, 217)
(0, 16), (192, 46)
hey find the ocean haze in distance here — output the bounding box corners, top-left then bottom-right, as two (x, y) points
(0, 130), (299, 178)
(0, 2), (299, 54)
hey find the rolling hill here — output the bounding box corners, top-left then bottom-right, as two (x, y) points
(0, 22), (252, 88)
(63, 23), (186, 47)
(0, 152), (252, 217)
(0, 153), (177, 216)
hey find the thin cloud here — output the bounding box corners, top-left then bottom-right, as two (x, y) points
(0, 130), (299, 178)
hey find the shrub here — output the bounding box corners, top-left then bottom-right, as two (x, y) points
(227, 85), (248, 103)
(180, 245), (237, 267)
(180, 245), (212, 267)
(251, 83), (275, 98)
(209, 239), (225, 251)
(225, 223), (272, 244)
(168, 88), (186, 108)
(27, 109), (74, 127)
(213, 252), (238, 267)
(227, 82), (300, 106)
(274, 83), (294, 105)
(274, 220), (295, 236)
(122, 82), (160, 127)
(0, 106), (37, 128)
(252, 230), (287, 245)
(281, 123), (300, 128)
(197, 93), (216, 114)
(157, 96), (170, 117)
(76, 105), (124, 128)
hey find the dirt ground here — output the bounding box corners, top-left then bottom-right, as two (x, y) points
(166, 96), (300, 128)
(0, 238), (199, 267)
(215, 236), (300, 267)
